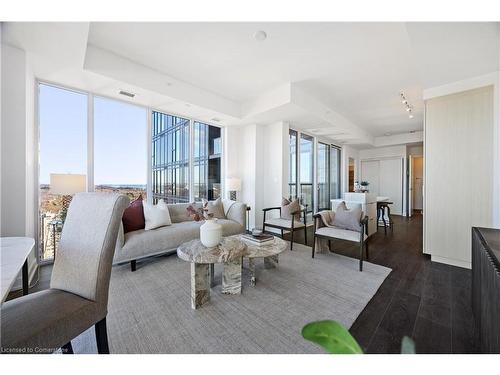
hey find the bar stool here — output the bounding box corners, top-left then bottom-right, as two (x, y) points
(377, 201), (394, 235)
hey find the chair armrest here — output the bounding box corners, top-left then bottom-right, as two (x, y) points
(360, 215), (369, 226)
(262, 206), (281, 212)
(224, 201), (247, 228)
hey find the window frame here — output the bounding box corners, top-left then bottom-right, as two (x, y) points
(35, 79), (224, 264)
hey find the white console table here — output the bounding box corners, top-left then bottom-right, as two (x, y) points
(1, 237), (34, 303)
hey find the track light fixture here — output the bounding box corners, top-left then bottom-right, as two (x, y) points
(400, 92), (414, 119)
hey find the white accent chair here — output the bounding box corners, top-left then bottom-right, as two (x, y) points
(311, 205), (369, 271)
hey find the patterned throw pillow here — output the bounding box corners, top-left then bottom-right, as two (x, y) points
(202, 197), (226, 219)
(333, 202), (362, 232)
(280, 198), (301, 221)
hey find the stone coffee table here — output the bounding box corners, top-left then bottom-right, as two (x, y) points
(177, 236), (247, 309)
(242, 236), (288, 286)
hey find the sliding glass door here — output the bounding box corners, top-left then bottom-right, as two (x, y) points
(299, 133), (314, 213)
(330, 146), (341, 200)
(288, 130), (298, 199)
(288, 128), (342, 214)
(193, 121), (222, 201)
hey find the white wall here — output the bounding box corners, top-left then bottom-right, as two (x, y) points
(1, 41), (37, 286)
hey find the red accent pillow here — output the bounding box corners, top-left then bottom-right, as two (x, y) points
(122, 196), (145, 233)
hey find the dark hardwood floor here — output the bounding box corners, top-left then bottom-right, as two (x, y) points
(284, 213), (479, 354)
(8, 213), (479, 354)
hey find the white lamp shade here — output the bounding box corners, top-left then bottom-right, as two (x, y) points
(226, 177), (241, 191)
(50, 173), (87, 195)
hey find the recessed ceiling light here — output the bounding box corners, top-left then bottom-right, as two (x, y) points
(254, 30), (267, 41)
(211, 118), (221, 122)
(409, 114), (414, 119)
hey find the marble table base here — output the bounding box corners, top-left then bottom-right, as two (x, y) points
(191, 263), (211, 309)
(222, 258), (242, 294)
(248, 255), (279, 286)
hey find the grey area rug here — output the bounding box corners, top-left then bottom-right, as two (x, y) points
(71, 242), (391, 353)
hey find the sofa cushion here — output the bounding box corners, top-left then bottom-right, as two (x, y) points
(316, 226), (367, 242)
(167, 202), (202, 223)
(117, 219), (245, 262)
(265, 217), (305, 229)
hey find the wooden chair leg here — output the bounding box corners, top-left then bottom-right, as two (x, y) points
(328, 240), (331, 251)
(131, 260), (136, 272)
(281, 229), (284, 238)
(62, 341), (73, 354)
(290, 229), (294, 251)
(365, 241), (369, 260)
(95, 317), (110, 354)
(359, 242), (364, 272)
(304, 226), (308, 245)
(311, 235), (316, 258)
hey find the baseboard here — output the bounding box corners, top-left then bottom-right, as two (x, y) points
(431, 255), (471, 269)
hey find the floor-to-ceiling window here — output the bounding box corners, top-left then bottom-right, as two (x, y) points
(288, 128), (342, 213)
(330, 146), (341, 199)
(151, 111), (190, 203)
(94, 96), (147, 200)
(38, 83), (88, 262)
(300, 133), (314, 212)
(289, 129), (298, 199)
(317, 142), (330, 210)
(193, 121), (222, 201)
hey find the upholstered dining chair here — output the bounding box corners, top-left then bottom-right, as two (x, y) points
(0, 193), (129, 354)
(311, 203), (369, 271)
(262, 203), (308, 251)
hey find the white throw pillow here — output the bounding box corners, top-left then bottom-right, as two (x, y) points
(143, 199), (172, 230)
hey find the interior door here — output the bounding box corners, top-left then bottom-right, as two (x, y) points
(379, 158), (403, 215)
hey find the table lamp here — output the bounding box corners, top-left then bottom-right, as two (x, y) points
(50, 173), (87, 222)
(226, 177), (241, 201)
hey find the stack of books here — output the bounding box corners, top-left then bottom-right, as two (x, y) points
(241, 233), (274, 246)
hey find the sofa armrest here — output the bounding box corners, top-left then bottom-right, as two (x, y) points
(115, 222), (125, 250)
(223, 200), (247, 228)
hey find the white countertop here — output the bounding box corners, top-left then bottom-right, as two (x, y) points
(1, 237), (34, 303)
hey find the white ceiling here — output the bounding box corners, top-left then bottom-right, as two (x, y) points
(2, 22), (499, 144)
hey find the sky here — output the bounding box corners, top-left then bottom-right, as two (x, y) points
(39, 84), (147, 185)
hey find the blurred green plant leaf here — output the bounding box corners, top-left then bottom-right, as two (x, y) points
(301, 320), (363, 354)
(400, 336), (416, 354)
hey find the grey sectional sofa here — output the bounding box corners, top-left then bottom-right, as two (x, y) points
(113, 200), (247, 270)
